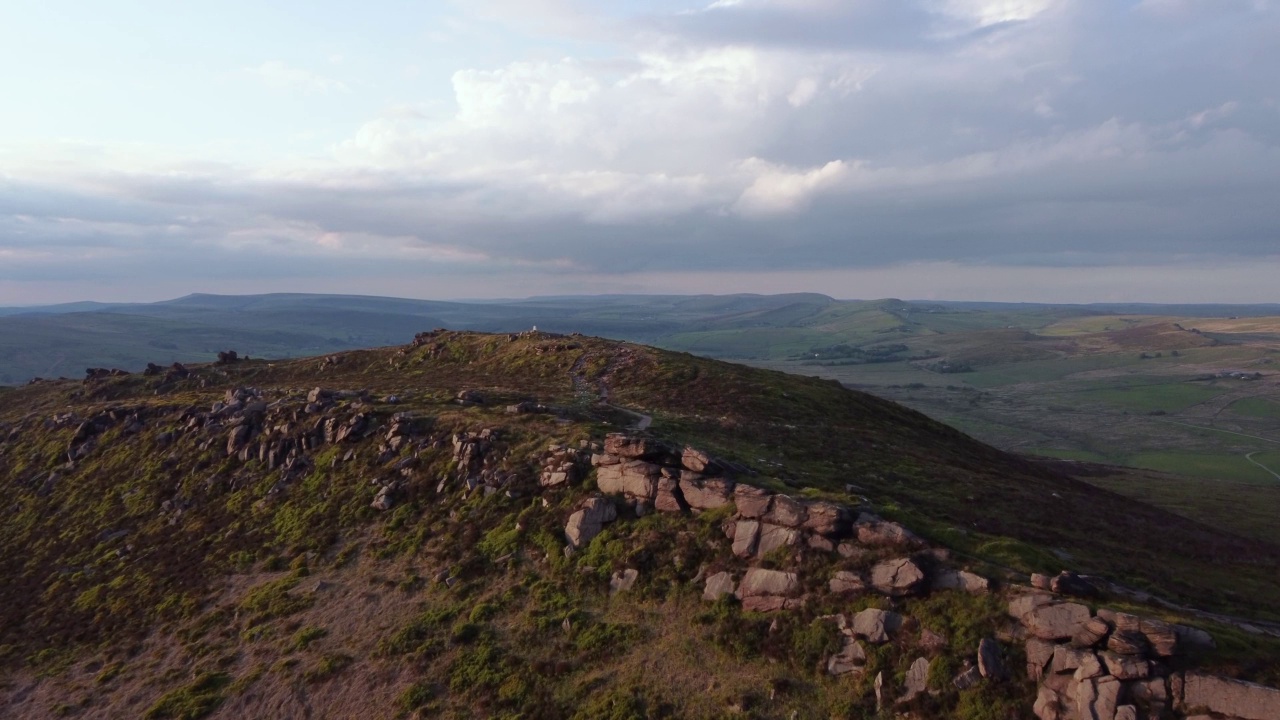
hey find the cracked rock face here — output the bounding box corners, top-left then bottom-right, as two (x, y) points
(564, 496), (617, 549)
(870, 557), (926, 596)
(851, 608), (902, 644)
(1023, 602), (1091, 641)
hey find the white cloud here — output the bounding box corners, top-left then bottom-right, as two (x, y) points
(733, 158), (849, 215)
(936, 0), (1055, 27)
(3, 0), (1279, 301)
(246, 61), (349, 95)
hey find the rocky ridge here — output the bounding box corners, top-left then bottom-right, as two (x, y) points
(1, 330), (1279, 719)
(561, 432), (1280, 720)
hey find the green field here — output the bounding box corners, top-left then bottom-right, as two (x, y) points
(1089, 471), (1280, 544)
(1124, 451), (1280, 485)
(1072, 381), (1225, 413)
(1230, 397), (1280, 419)
(1024, 447), (1112, 463)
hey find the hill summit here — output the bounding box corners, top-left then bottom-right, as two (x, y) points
(1, 330), (1277, 719)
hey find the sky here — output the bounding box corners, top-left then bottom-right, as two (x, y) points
(1, 0), (1278, 304)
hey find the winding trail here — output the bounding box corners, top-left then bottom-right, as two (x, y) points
(1245, 451), (1280, 482)
(569, 351), (652, 431)
(1153, 418), (1280, 445)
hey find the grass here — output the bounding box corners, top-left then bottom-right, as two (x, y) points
(143, 671), (231, 720)
(1074, 382), (1225, 413)
(1, 328), (1279, 718)
(1088, 469), (1280, 544)
(1229, 397), (1280, 419)
(1125, 451), (1280, 485)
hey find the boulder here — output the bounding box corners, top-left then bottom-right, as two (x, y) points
(1034, 685), (1065, 720)
(978, 637), (1007, 680)
(1074, 676), (1121, 720)
(932, 568), (991, 594)
(1114, 706), (1137, 720)
(801, 501), (851, 536)
(732, 485), (773, 518)
(1071, 617), (1112, 648)
(1131, 678), (1172, 718)
(828, 571), (866, 595)
(736, 568), (800, 599)
(1181, 672), (1280, 720)
(564, 497), (617, 549)
(855, 514), (922, 548)
(226, 425), (252, 455)
(1022, 602), (1091, 640)
(1051, 570), (1098, 597)
(1026, 638), (1056, 681)
(1107, 629), (1150, 656)
(836, 542), (869, 560)
(826, 636), (867, 676)
(807, 535), (835, 552)
(654, 475), (685, 513)
(851, 608), (901, 644)
(1073, 651), (1105, 681)
(610, 568), (639, 594)
(604, 434), (664, 460)
(681, 446), (720, 474)
(1050, 646), (1092, 675)
(703, 572), (736, 601)
(920, 627), (948, 653)
(870, 558), (926, 596)
(370, 483), (398, 511)
(1008, 592), (1056, 619)
(1137, 618), (1178, 657)
(901, 657), (931, 703)
(955, 666), (982, 691)
(680, 476), (734, 510)
(731, 520), (761, 558)
(595, 459), (660, 499)
(755, 523), (801, 557)
(764, 495), (807, 527)
(1100, 652), (1149, 680)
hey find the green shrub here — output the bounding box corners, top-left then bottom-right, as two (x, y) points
(290, 626), (327, 651)
(398, 681), (435, 713)
(380, 606), (459, 656)
(787, 619), (842, 673)
(303, 653), (352, 683)
(143, 671), (231, 720)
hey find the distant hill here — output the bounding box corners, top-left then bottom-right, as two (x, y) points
(4, 292), (1280, 385)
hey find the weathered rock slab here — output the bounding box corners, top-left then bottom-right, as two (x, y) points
(901, 657), (931, 703)
(736, 568), (800, 599)
(826, 636), (867, 676)
(703, 571), (737, 601)
(565, 497), (617, 549)
(932, 568), (991, 594)
(1023, 602), (1091, 640)
(829, 570), (866, 595)
(1181, 672), (1280, 720)
(978, 637), (1007, 680)
(852, 608), (902, 644)
(731, 520), (761, 558)
(870, 557), (926, 596)
(755, 523), (801, 557)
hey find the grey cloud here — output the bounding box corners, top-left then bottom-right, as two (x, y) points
(3, 0), (1279, 299)
(641, 1), (984, 53)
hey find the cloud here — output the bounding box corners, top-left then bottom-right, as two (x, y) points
(245, 61), (349, 95)
(2, 0), (1279, 303)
